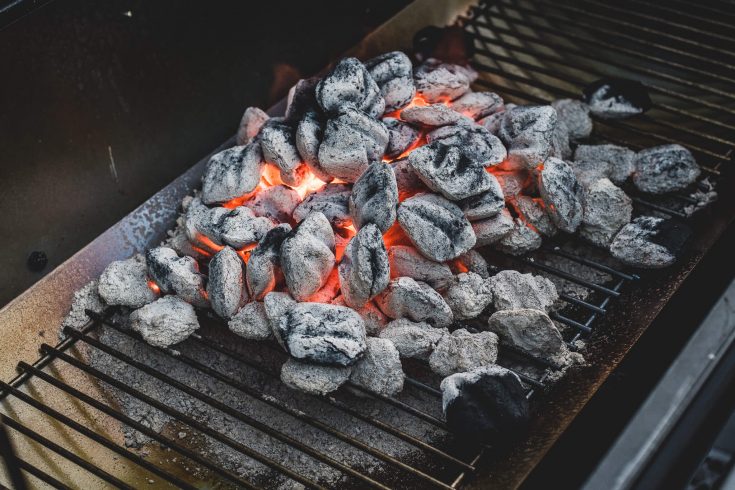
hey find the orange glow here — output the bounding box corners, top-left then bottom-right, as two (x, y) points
(382, 221), (412, 248)
(335, 223), (357, 261)
(195, 234), (225, 254)
(508, 198), (540, 235)
(450, 258), (470, 274)
(236, 243), (258, 263)
(304, 268), (341, 303)
(291, 170), (327, 199)
(147, 280), (161, 294)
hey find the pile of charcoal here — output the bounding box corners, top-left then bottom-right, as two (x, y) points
(93, 52), (709, 442)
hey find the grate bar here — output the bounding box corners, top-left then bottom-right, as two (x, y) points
(519, 259), (621, 297)
(0, 415), (25, 490)
(0, 381), (196, 490)
(626, 0), (735, 30)
(648, 0), (735, 25)
(559, 294), (606, 315)
(550, 312), (592, 333)
(450, 448), (485, 489)
(631, 197), (688, 218)
(16, 361), (258, 489)
(13, 458), (71, 490)
(541, 247), (640, 281)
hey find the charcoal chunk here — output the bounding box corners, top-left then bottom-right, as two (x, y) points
(98, 256), (158, 308)
(339, 224), (390, 308)
(443, 272), (494, 320)
(365, 51), (415, 112)
(236, 107), (269, 145)
(280, 357), (352, 395)
(583, 78), (652, 120)
(218, 206), (274, 249)
(499, 105), (557, 169)
(245, 185), (301, 223)
(451, 250), (491, 279)
(513, 196), (556, 237)
(130, 296), (199, 348)
(259, 119), (302, 183)
(458, 177), (505, 221)
(574, 144), (636, 185)
(285, 77), (320, 122)
(206, 247), (246, 319)
(409, 143), (495, 201)
(550, 120), (572, 160)
(580, 178), (632, 247)
(450, 91), (504, 120)
(488, 308), (567, 363)
(414, 59), (472, 102)
(145, 247), (207, 307)
(350, 161), (399, 232)
(401, 103), (465, 127)
(551, 99), (593, 140)
(247, 224), (292, 300)
(610, 216), (690, 268)
(633, 144), (700, 194)
(202, 143), (263, 205)
(494, 218), (542, 256)
(350, 337), (405, 396)
(263, 292), (297, 345)
(316, 57), (385, 118)
(318, 108), (389, 182)
(383, 117), (421, 159)
(275, 302), (367, 366)
(397, 193), (476, 261)
(441, 365), (530, 443)
(376, 277), (453, 327)
(293, 183), (352, 227)
(379, 318), (447, 360)
(184, 197), (230, 247)
(387, 245), (454, 291)
(280, 212), (336, 301)
(488, 270), (558, 312)
(391, 158), (429, 199)
(427, 122), (506, 166)
(228, 301), (272, 340)
(295, 111), (333, 182)
(472, 208), (515, 247)
(331, 296), (388, 336)
(429, 329), (499, 376)
(539, 157), (584, 233)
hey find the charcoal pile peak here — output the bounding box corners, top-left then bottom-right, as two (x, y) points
(90, 50), (712, 443)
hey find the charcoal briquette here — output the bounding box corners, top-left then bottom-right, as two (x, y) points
(316, 57), (385, 118)
(244, 185), (301, 223)
(633, 144), (700, 195)
(538, 157), (584, 233)
(378, 318), (447, 360)
(414, 59), (472, 102)
(387, 245), (454, 291)
(472, 208), (514, 247)
(458, 176), (505, 221)
(427, 121), (506, 166)
(236, 107), (269, 146)
(350, 337), (405, 396)
(610, 216), (691, 268)
(400, 103), (465, 127)
(259, 118), (302, 177)
(499, 105), (557, 169)
(383, 117), (421, 159)
(488, 270), (558, 312)
(280, 357), (352, 395)
(494, 218), (542, 256)
(206, 246), (247, 319)
(130, 296), (200, 348)
(580, 178), (632, 247)
(201, 143), (264, 205)
(293, 183), (352, 227)
(295, 111), (333, 182)
(350, 161), (398, 232)
(449, 91), (504, 120)
(443, 272), (493, 320)
(429, 328), (498, 376)
(365, 51), (415, 112)
(574, 144), (636, 185)
(145, 247), (208, 307)
(247, 224), (292, 300)
(338, 223), (390, 308)
(488, 308), (567, 363)
(229, 301), (272, 340)
(551, 99), (593, 140)
(98, 256), (158, 308)
(375, 277), (453, 327)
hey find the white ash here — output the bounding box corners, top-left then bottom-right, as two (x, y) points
(477, 108), (506, 135)
(452, 250), (491, 279)
(580, 178), (633, 247)
(574, 144), (635, 185)
(498, 105), (557, 169)
(207, 247), (247, 320)
(586, 82), (645, 119)
(551, 99), (592, 141)
(349, 161), (398, 233)
(569, 158), (613, 188)
(259, 119), (302, 184)
(495, 169), (532, 198)
(273, 302), (366, 366)
(318, 108), (389, 182)
(397, 193), (476, 262)
(364, 51), (415, 113)
(244, 185), (301, 223)
(98, 256), (158, 308)
(449, 91), (504, 120)
(295, 111), (333, 183)
(217, 206), (274, 250)
(375, 277), (453, 327)
(246, 224), (291, 300)
(236, 106), (269, 145)
(331, 296), (388, 336)
(164, 220), (209, 261)
(458, 176), (505, 221)
(488, 308), (571, 364)
(338, 224), (390, 308)
(488, 270), (558, 312)
(514, 196), (557, 237)
(427, 121), (506, 167)
(429, 329), (498, 377)
(228, 301), (272, 340)
(683, 177), (718, 216)
(201, 143), (263, 205)
(62, 280), (105, 333)
(293, 183), (352, 227)
(280, 358), (352, 396)
(633, 144), (701, 194)
(400, 103), (465, 127)
(387, 245), (453, 291)
(183, 196), (230, 246)
(378, 318), (447, 360)
(391, 158), (429, 198)
(550, 120), (572, 160)
(280, 212), (336, 301)
(316, 57), (385, 118)
(494, 218), (543, 256)
(145, 247), (208, 307)
(443, 272), (493, 320)
(408, 142), (496, 200)
(472, 208), (515, 246)
(349, 337), (405, 397)
(263, 292), (297, 335)
(284, 77), (320, 122)
(610, 215), (690, 268)
(539, 157), (584, 233)
(383, 117), (421, 159)
(414, 59), (472, 103)
(130, 296), (200, 348)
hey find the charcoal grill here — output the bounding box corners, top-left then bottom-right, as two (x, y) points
(1, 0), (734, 488)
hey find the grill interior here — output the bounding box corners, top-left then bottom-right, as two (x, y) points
(2, 0), (734, 488)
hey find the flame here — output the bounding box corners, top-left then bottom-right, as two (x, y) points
(147, 280), (161, 294)
(335, 223), (357, 261)
(292, 170), (327, 199)
(236, 243), (258, 263)
(195, 234), (225, 254)
(382, 221), (412, 248)
(450, 258), (470, 274)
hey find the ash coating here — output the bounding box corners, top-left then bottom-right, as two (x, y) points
(338, 223), (390, 308)
(387, 245), (454, 291)
(376, 277), (454, 328)
(378, 318), (447, 360)
(429, 329), (499, 377)
(349, 161), (398, 233)
(610, 215), (691, 268)
(98, 255), (158, 308)
(383, 117), (421, 159)
(293, 183), (352, 227)
(280, 358), (352, 396)
(574, 144), (635, 185)
(551, 99), (592, 141)
(349, 337), (405, 396)
(633, 144), (701, 195)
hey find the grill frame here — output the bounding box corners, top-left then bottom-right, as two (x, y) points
(2, 0), (735, 488)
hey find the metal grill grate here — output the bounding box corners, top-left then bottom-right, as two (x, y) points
(1, 0), (733, 488)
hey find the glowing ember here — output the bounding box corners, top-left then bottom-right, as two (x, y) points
(147, 280), (161, 294)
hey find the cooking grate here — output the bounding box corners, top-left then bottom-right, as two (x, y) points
(2, 0), (734, 488)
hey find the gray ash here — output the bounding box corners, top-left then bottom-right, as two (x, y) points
(349, 161), (398, 233)
(633, 144), (701, 195)
(427, 121), (506, 166)
(316, 57), (384, 118)
(293, 183), (352, 227)
(383, 117), (421, 159)
(610, 215), (691, 268)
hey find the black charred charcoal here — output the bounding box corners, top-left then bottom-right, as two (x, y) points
(610, 216), (691, 268)
(583, 77), (652, 120)
(633, 144), (701, 195)
(316, 57), (385, 118)
(247, 224), (292, 300)
(27, 250), (47, 272)
(350, 161), (398, 233)
(338, 223), (390, 308)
